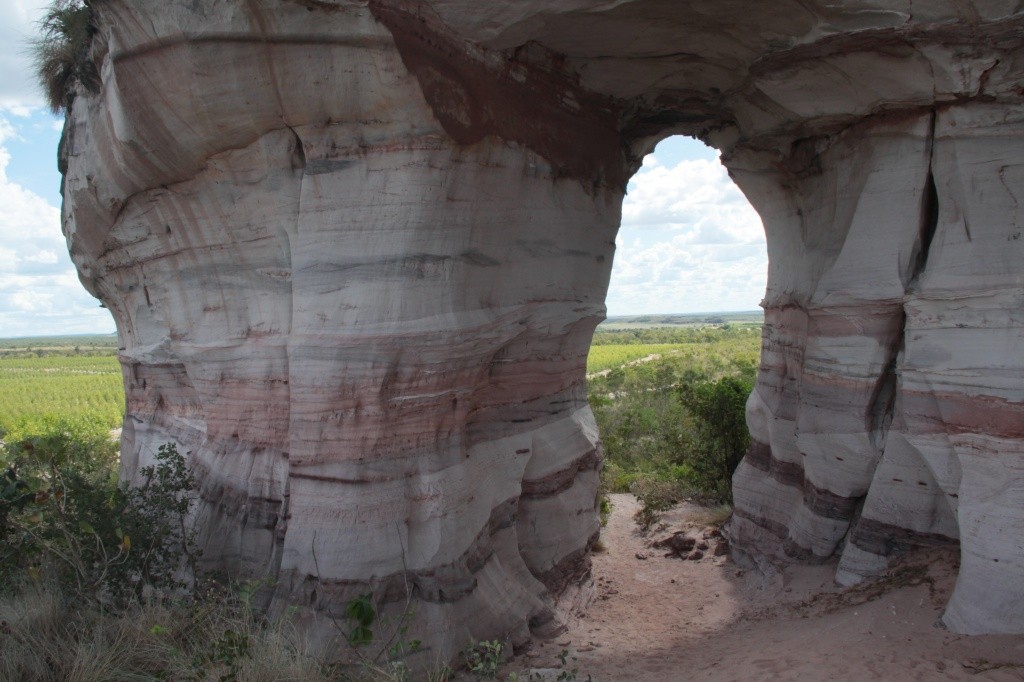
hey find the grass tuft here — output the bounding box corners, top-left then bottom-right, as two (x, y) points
(30, 0), (94, 114)
(0, 582), (367, 681)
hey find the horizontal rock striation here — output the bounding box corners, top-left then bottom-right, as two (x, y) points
(64, 0), (620, 661)
(61, 0), (1024, 662)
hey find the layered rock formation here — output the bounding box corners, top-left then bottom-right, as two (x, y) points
(61, 0), (1024, 661)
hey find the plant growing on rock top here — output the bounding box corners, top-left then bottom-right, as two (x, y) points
(31, 0), (97, 114)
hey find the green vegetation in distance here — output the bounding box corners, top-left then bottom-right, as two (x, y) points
(0, 334), (117, 349)
(588, 322), (761, 516)
(588, 343), (695, 374)
(0, 354), (124, 436)
(0, 334), (118, 358)
(587, 324), (762, 373)
(598, 310), (763, 330)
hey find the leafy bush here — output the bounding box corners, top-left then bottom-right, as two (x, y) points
(0, 420), (198, 603)
(118, 442), (201, 593)
(464, 639), (503, 679)
(631, 476), (688, 530)
(0, 422), (359, 680)
(598, 493), (612, 527)
(676, 377), (753, 503)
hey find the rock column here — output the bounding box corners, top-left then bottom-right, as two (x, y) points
(728, 105), (1024, 634)
(62, 0), (624, 660)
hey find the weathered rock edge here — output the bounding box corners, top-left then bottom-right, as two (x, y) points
(60, 0), (1024, 664)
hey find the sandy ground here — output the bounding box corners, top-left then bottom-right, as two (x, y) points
(499, 494), (1024, 681)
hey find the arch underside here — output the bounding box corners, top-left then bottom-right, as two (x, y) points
(62, 0), (1024, 663)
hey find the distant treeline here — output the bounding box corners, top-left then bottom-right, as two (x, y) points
(0, 335), (118, 358)
(591, 324), (761, 346)
(599, 311), (763, 328)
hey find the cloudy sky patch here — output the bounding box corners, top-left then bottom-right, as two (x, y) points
(0, 108), (111, 336)
(606, 137), (767, 316)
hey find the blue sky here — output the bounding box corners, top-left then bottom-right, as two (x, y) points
(0, 2), (766, 337)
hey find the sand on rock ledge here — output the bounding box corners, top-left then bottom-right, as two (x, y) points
(494, 494), (1024, 681)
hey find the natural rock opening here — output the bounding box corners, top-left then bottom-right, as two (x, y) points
(60, 0), (1024, 665)
(608, 135), (767, 318)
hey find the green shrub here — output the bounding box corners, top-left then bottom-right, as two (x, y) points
(676, 376), (753, 503)
(464, 639), (503, 679)
(0, 420), (198, 603)
(598, 493), (613, 527)
(631, 475), (688, 530)
(589, 389), (692, 479)
(599, 461), (639, 493)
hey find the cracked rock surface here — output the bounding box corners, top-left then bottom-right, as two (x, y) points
(61, 0), (1024, 661)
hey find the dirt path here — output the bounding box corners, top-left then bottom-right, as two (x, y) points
(501, 494), (1024, 681)
(587, 353), (668, 379)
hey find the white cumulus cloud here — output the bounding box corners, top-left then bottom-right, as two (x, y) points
(607, 145), (768, 316)
(23, 248), (59, 264)
(0, 111), (113, 336)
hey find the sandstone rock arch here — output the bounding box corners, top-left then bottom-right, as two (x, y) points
(61, 0), (1024, 663)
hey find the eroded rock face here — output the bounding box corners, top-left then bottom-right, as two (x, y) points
(61, 0), (1024, 658)
(729, 106), (1024, 635)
